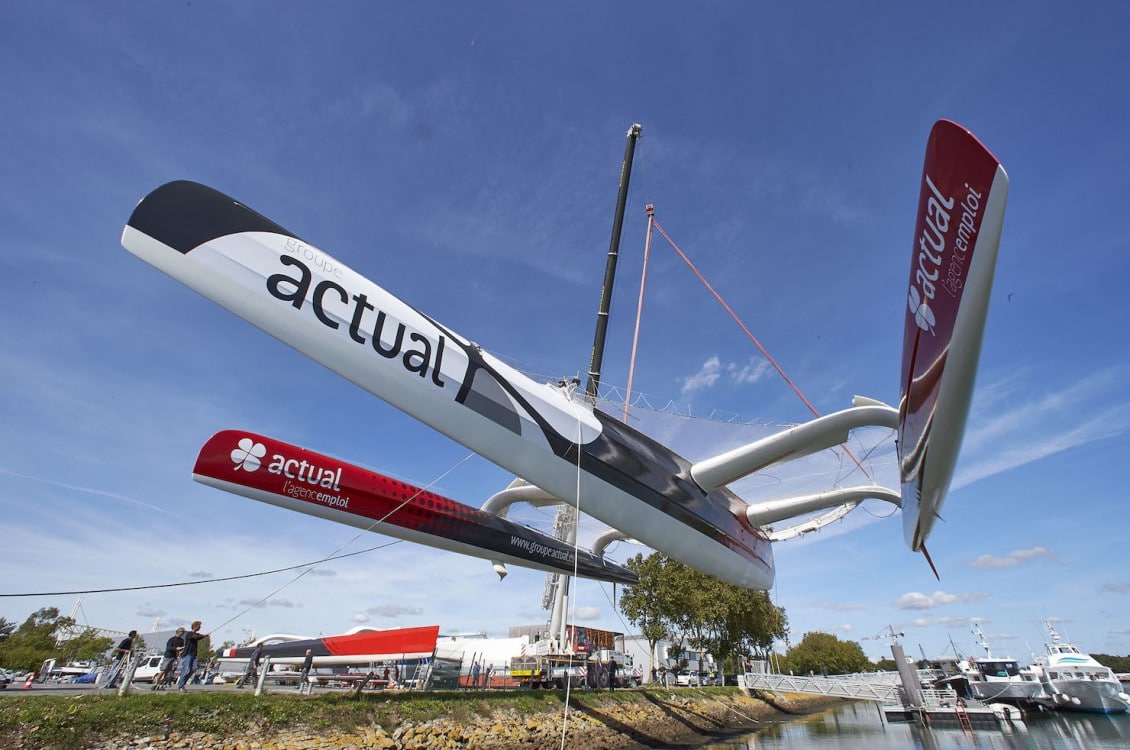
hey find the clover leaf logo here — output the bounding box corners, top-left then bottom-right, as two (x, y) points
(231, 437), (267, 472)
(907, 286), (935, 334)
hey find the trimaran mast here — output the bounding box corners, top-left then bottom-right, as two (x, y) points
(548, 123), (642, 648)
(585, 123), (643, 403)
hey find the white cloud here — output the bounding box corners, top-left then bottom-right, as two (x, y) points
(955, 367), (1130, 489)
(909, 616), (975, 629)
(896, 592), (935, 610)
(729, 358), (771, 386)
(237, 598), (297, 609)
(1101, 582), (1130, 594)
(366, 604), (426, 618)
(968, 546), (1052, 569)
(681, 356), (723, 394)
(895, 590), (988, 610)
(821, 602), (864, 612)
(680, 355), (772, 395)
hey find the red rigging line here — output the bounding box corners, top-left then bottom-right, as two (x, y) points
(650, 216), (821, 419)
(634, 207), (874, 482)
(622, 203), (656, 421)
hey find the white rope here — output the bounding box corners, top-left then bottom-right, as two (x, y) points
(210, 452), (477, 634)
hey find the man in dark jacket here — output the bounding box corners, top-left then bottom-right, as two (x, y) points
(237, 642), (264, 689)
(298, 649), (315, 694)
(176, 621), (209, 692)
(152, 627), (185, 690)
(103, 630), (138, 688)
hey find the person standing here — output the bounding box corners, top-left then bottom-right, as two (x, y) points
(152, 627), (185, 691)
(608, 659), (618, 691)
(470, 661), (481, 689)
(298, 649), (314, 694)
(237, 643), (263, 689)
(176, 621), (209, 692)
(103, 630), (138, 688)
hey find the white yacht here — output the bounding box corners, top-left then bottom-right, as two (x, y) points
(1029, 621), (1130, 714)
(933, 625), (1044, 708)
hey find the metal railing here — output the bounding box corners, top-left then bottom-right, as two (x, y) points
(742, 671), (902, 702)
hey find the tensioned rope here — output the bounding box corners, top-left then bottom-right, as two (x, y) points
(556, 395), (589, 749)
(622, 203), (656, 422)
(652, 216), (823, 421)
(0, 543), (400, 597)
(633, 207), (875, 483)
(202, 451), (478, 634)
(2, 452), (477, 637)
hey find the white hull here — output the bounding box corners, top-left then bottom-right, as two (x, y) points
(1043, 678), (1130, 714)
(1030, 621), (1130, 714)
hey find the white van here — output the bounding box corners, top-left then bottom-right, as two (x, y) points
(131, 655), (166, 683)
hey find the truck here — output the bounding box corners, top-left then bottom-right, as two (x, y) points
(615, 636), (720, 686)
(675, 649), (719, 686)
(509, 655), (588, 690)
(590, 648), (642, 688)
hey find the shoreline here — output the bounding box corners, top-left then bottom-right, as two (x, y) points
(1, 687), (842, 749)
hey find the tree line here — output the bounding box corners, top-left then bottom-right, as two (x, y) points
(618, 552), (881, 675)
(618, 553), (1130, 677)
(0, 608), (113, 672)
(0, 608), (216, 674)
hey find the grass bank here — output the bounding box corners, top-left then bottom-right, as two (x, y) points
(0, 687), (840, 749)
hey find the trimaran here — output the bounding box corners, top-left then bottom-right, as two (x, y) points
(121, 119), (1008, 598)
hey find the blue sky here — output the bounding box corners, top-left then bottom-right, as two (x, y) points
(2, 2), (1127, 663)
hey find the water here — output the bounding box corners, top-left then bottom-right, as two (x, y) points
(703, 700), (1130, 749)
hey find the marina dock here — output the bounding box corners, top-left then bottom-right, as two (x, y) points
(740, 670), (1023, 728)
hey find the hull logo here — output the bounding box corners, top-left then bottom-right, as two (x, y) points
(266, 252), (448, 389)
(226, 436), (349, 508)
(232, 438), (267, 471)
(908, 174), (953, 336)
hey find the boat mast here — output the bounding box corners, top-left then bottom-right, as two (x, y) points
(584, 123), (642, 405)
(548, 124), (642, 650)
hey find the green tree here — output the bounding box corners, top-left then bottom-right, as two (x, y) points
(58, 628), (114, 663)
(197, 636), (215, 664)
(0, 616), (16, 642)
(619, 552), (787, 673)
(0, 608), (72, 671)
(874, 657), (897, 672)
(783, 631), (870, 676)
(618, 553), (671, 676)
(711, 584), (786, 661)
(1093, 653), (1130, 672)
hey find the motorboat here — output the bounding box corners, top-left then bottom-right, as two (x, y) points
(933, 625), (1044, 708)
(1028, 621), (1130, 714)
